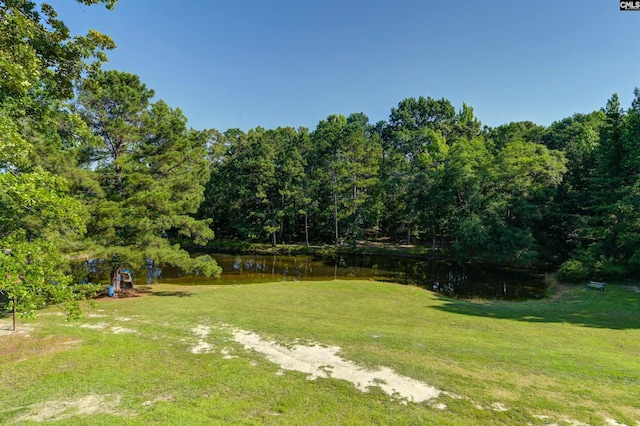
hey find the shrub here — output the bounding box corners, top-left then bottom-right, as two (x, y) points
(557, 259), (590, 283)
(593, 258), (627, 281)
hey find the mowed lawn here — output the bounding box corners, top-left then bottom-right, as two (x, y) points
(1, 280), (639, 425)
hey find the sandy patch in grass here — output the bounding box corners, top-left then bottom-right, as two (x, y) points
(191, 325), (214, 354)
(231, 329), (442, 404)
(605, 419), (630, 426)
(0, 320), (34, 336)
(0, 322), (34, 336)
(142, 395), (174, 407)
(80, 322), (108, 330)
(490, 402), (509, 412)
(78, 322), (136, 334)
(221, 348), (238, 359)
(110, 326), (136, 334)
(193, 325), (210, 339)
(563, 419), (591, 426)
(12, 394), (122, 422)
(191, 341), (214, 354)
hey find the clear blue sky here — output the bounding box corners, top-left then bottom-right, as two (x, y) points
(53, 0), (640, 132)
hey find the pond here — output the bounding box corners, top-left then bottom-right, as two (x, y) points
(133, 253), (547, 301)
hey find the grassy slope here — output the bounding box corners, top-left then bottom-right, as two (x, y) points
(1, 281), (639, 425)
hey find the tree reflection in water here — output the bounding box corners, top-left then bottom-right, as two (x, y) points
(154, 253), (546, 301)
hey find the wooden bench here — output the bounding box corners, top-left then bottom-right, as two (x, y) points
(586, 280), (606, 291)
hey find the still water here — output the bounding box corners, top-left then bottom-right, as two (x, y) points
(139, 253), (546, 300)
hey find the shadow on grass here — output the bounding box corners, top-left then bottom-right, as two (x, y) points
(430, 284), (640, 330)
(151, 291), (193, 298)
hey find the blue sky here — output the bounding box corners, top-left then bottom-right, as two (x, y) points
(53, 0), (640, 132)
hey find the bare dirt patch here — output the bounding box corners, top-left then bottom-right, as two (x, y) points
(0, 334), (79, 363)
(93, 287), (152, 301)
(0, 318), (34, 336)
(86, 313), (109, 318)
(190, 325), (214, 354)
(141, 395), (174, 407)
(605, 419), (630, 426)
(77, 322), (137, 334)
(12, 394), (122, 423)
(490, 402), (509, 412)
(110, 326), (136, 334)
(231, 328), (442, 404)
(80, 322), (109, 330)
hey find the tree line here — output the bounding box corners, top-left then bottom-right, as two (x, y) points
(1, 0), (639, 324)
(197, 94), (640, 282)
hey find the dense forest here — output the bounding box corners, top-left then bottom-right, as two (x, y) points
(1, 1), (639, 319)
(198, 93), (640, 282)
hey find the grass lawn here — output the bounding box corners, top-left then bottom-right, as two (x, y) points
(1, 280), (639, 425)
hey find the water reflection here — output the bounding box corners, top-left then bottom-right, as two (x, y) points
(152, 254), (546, 300)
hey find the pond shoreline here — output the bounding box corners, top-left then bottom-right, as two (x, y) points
(157, 250), (548, 300)
(183, 240), (446, 259)
(181, 240), (549, 272)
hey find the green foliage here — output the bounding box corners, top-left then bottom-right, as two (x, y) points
(5, 0), (640, 287)
(0, 0), (115, 322)
(0, 0), (115, 102)
(556, 259), (590, 283)
(195, 88), (640, 279)
(0, 234), (93, 320)
(199, 126), (311, 244)
(312, 113), (382, 245)
(76, 70), (221, 283)
(593, 258), (628, 281)
(487, 121), (545, 150)
(558, 250), (629, 283)
(443, 136), (566, 265)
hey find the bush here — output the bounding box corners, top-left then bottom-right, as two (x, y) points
(557, 259), (591, 283)
(558, 252), (628, 283)
(593, 258), (627, 281)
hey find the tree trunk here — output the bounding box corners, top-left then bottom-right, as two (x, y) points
(304, 212), (309, 247)
(12, 296), (16, 332)
(334, 192), (339, 246)
(279, 218), (284, 244)
(111, 264), (122, 292)
(280, 193), (285, 243)
(333, 171), (339, 246)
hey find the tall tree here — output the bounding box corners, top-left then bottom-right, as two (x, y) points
(445, 137), (566, 265)
(584, 94), (627, 263)
(312, 114), (381, 245)
(539, 111), (605, 263)
(77, 70), (220, 291)
(0, 0), (116, 325)
(619, 89), (640, 271)
(384, 96), (462, 243)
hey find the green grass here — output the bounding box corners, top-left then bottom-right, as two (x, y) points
(2, 280), (639, 425)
